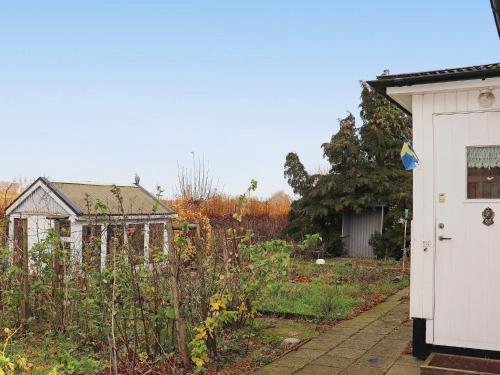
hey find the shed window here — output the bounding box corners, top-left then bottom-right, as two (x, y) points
(106, 224), (124, 252)
(148, 223), (165, 260)
(82, 225), (102, 271)
(467, 146), (500, 199)
(55, 219), (71, 237)
(128, 224), (145, 256)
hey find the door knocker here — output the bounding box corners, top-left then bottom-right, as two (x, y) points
(482, 207), (495, 226)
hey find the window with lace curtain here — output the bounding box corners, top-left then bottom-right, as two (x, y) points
(467, 146), (500, 199)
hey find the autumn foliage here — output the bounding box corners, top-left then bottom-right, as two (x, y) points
(0, 182), (21, 245)
(167, 191), (291, 242)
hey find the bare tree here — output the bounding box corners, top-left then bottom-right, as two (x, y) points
(177, 154), (218, 204)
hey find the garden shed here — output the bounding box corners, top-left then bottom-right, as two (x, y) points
(5, 177), (176, 270)
(368, 61), (500, 357)
(341, 206), (385, 257)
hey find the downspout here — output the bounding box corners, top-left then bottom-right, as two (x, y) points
(380, 206), (385, 233)
(492, 0), (500, 39)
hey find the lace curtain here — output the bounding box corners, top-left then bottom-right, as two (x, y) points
(467, 146), (500, 168)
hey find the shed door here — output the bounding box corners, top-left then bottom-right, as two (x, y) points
(13, 218), (28, 267)
(434, 111), (500, 351)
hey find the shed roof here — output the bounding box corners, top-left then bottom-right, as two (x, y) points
(4, 177), (174, 216)
(47, 179), (174, 216)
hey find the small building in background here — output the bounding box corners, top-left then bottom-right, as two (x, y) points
(5, 177), (176, 270)
(341, 206), (385, 257)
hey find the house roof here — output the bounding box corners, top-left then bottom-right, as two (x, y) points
(7, 177), (174, 216)
(367, 62), (500, 114)
(368, 62), (500, 91)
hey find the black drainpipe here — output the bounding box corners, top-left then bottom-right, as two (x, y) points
(492, 0), (500, 38)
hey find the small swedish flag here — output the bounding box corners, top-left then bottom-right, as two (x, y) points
(400, 140), (419, 170)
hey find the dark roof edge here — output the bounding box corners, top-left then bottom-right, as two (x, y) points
(367, 86), (412, 116)
(41, 177), (83, 215)
(367, 64), (500, 115)
(5, 177), (82, 216)
(367, 66), (500, 91)
(4, 177), (43, 214)
(492, 0), (500, 38)
(134, 183), (175, 215)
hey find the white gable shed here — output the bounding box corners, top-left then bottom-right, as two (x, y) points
(369, 62), (500, 357)
(6, 177), (176, 270)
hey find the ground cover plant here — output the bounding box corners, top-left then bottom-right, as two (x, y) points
(259, 258), (409, 320)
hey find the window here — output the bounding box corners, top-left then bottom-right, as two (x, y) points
(148, 223), (165, 261)
(467, 146), (500, 199)
(128, 224), (145, 256)
(82, 225), (102, 271)
(105, 224), (124, 267)
(55, 219), (71, 237)
(106, 224), (124, 252)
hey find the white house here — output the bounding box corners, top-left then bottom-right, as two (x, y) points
(6, 177), (176, 270)
(368, 62), (500, 357)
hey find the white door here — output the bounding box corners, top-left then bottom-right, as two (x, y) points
(434, 110), (500, 351)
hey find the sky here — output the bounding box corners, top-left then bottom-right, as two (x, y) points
(0, 1), (498, 198)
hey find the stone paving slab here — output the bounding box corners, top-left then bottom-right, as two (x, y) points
(254, 288), (424, 374)
(296, 364), (342, 374)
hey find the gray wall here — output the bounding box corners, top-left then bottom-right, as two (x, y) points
(342, 208), (384, 257)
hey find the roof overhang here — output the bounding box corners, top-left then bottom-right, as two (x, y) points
(367, 63), (500, 115)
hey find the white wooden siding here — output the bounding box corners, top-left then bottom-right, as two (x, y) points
(408, 80), (500, 326)
(15, 186), (67, 215)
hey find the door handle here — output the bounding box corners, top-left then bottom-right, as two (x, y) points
(438, 236), (452, 241)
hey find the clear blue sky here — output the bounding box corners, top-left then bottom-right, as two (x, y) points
(1, 1), (497, 198)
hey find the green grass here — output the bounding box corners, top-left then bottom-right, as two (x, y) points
(5, 331), (104, 375)
(259, 282), (361, 319)
(257, 257), (409, 320)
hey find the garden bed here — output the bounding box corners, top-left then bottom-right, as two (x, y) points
(210, 257), (409, 373)
(258, 258), (408, 320)
(4, 257), (408, 374)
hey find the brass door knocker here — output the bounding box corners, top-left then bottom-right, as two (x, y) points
(483, 207), (495, 226)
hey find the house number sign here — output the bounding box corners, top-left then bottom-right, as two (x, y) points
(482, 207), (495, 226)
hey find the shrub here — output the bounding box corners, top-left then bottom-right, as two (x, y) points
(369, 227), (405, 260)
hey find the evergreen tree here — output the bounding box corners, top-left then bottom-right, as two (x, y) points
(284, 153), (313, 196)
(284, 81), (412, 258)
(322, 113), (362, 174)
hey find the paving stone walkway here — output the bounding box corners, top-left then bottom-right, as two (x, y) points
(255, 288), (423, 374)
